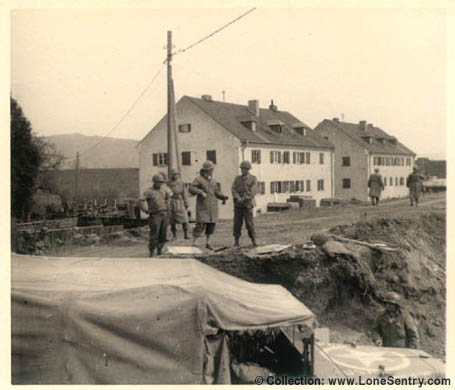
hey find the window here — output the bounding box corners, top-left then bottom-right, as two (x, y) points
(306, 152), (311, 164)
(270, 151), (282, 164)
(293, 152), (299, 164)
(389, 177), (393, 186)
(342, 156), (351, 167)
(383, 177), (387, 186)
(300, 152), (305, 164)
(178, 123), (191, 133)
(257, 182), (265, 195)
(283, 181), (290, 192)
(252, 150), (261, 164)
(306, 180), (311, 192)
(153, 153), (168, 166)
(295, 180), (304, 192)
(206, 150), (217, 164)
(395, 177), (398, 186)
(283, 151), (290, 164)
(182, 151), (191, 166)
(342, 178), (351, 189)
(270, 181), (282, 194)
(406, 157), (411, 166)
(290, 181), (295, 192)
(317, 179), (324, 191)
(400, 177), (404, 186)
(319, 153), (324, 164)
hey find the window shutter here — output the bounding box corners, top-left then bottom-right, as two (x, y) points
(153, 153), (158, 166)
(270, 151), (274, 164)
(300, 152), (305, 164)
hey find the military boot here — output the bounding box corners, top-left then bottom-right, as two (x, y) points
(234, 237), (240, 247)
(251, 237), (258, 247)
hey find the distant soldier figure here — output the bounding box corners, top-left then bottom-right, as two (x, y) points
(232, 160), (258, 247)
(167, 168), (190, 240)
(407, 167), (424, 207)
(158, 171), (174, 199)
(138, 174), (170, 257)
(368, 168), (385, 206)
(189, 161), (229, 250)
(371, 292), (420, 349)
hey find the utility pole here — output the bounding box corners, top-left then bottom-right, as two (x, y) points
(167, 30), (177, 177)
(74, 152), (80, 209)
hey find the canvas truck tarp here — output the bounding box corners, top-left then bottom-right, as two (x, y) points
(11, 254), (315, 384)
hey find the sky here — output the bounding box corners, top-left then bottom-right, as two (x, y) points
(10, 6), (448, 158)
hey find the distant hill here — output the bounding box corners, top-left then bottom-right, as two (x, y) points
(45, 133), (140, 169)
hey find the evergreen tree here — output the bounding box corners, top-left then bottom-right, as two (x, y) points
(11, 97), (41, 219)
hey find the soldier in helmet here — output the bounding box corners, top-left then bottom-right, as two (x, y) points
(371, 292), (419, 349)
(407, 167), (425, 207)
(189, 160), (229, 250)
(167, 168), (190, 240)
(368, 168), (385, 206)
(231, 160), (258, 247)
(138, 174), (171, 257)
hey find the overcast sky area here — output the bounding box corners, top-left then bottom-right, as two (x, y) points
(10, 7), (447, 158)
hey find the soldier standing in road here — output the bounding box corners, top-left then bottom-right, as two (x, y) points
(368, 168), (385, 206)
(231, 160), (258, 247)
(407, 167), (424, 207)
(371, 292), (420, 349)
(138, 174), (170, 257)
(168, 168), (190, 240)
(189, 161), (228, 250)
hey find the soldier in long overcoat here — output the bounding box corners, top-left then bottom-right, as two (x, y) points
(167, 168), (190, 239)
(407, 167), (424, 207)
(189, 161), (228, 250)
(232, 160), (258, 247)
(368, 168), (385, 206)
(371, 292), (419, 349)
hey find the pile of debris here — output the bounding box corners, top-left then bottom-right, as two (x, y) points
(198, 212), (446, 359)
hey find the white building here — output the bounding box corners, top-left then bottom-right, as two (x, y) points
(138, 95), (334, 219)
(314, 119), (415, 201)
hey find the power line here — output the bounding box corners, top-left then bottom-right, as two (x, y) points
(172, 8), (256, 57)
(64, 61), (166, 161)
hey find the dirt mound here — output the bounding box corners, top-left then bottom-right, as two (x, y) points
(198, 212), (446, 359)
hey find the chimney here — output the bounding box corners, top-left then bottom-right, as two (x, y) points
(201, 94), (212, 102)
(333, 117), (339, 122)
(359, 120), (367, 131)
(269, 99), (278, 112)
(367, 123), (373, 130)
(248, 100), (260, 118)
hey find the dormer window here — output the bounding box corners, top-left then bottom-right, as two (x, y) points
(270, 124), (283, 134)
(267, 119), (284, 134)
(389, 138), (397, 146)
(240, 120), (257, 132)
(376, 137), (386, 145)
(362, 136), (373, 144)
(292, 122), (307, 136)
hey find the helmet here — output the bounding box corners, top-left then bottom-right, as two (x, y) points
(152, 174), (165, 183)
(374, 168), (380, 173)
(240, 160), (252, 170)
(384, 292), (401, 305)
(202, 160), (215, 171)
(170, 168), (179, 175)
(159, 171), (168, 180)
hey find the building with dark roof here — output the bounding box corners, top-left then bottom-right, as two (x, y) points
(138, 95), (335, 219)
(415, 158), (446, 179)
(314, 118), (415, 202)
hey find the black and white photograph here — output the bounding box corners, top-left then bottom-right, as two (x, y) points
(5, 2), (451, 386)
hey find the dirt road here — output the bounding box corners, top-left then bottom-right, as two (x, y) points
(53, 192), (445, 258)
